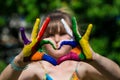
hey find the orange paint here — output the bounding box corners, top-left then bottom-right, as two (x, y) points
(31, 52), (44, 61)
(70, 47), (81, 55)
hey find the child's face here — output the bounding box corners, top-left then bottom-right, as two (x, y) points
(43, 23), (72, 59)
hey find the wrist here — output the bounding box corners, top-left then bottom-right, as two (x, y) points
(11, 59), (27, 71)
(10, 52), (30, 71)
(92, 52), (100, 61)
(14, 53), (29, 67)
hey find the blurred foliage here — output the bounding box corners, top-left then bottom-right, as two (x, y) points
(0, 0), (120, 73)
(0, 60), (7, 72)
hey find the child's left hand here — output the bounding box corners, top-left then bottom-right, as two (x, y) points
(72, 17), (93, 60)
(57, 17), (93, 64)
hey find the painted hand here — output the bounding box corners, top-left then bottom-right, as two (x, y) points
(57, 17), (93, 64)
(20, 17), (57, 65)
(72, 17), (93, 60)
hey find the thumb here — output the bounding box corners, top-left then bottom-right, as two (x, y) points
(83, 24), (93, 40)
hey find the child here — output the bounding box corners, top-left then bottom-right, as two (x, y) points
(0, 9), (120, 80)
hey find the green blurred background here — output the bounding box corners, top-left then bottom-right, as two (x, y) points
(0, 0), (120, 73)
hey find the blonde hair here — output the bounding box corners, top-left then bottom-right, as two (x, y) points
(43, 9), (72, 38)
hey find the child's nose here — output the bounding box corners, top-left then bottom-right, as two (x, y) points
(54, 34), (60, 43)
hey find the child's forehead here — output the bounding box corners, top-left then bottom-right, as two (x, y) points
(48, 22), (67, 34)
(43, 19), (71, 38)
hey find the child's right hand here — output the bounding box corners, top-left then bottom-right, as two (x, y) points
(19, 17), (57, 65)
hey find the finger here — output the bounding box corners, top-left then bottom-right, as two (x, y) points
(20, 27), (30, 45)
(37, 17), (50, 41)
(61, 19), (73, 37)
(38, 39), (56, 49)
(42, 54), (57, 66)
(72, 17), (81, 41)
(31, 51), (44, 61)
(58, 39), (77, 49)
(31, 18), (40, 40)
(83, 24), (93, 40)
(70, 47), (81, 55)
(57, 52), (80, 64)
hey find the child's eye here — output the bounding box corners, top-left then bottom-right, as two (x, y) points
(49, 34), (54, 37)
(44, 33), (54, 38)
(60, 33), (67, 36)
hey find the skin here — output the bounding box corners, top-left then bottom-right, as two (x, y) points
(0, 16), (120, 80)
(1, 28), (120, 80)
